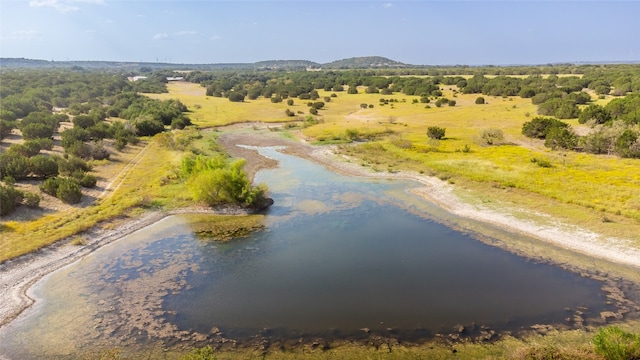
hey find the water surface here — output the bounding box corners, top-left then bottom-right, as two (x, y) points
(0, 146), (613, 358)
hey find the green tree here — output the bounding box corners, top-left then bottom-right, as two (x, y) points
(73, 114), (97, 129)
(56, 178), (82, 204)
(0, 184), (24, 216)
(0, 120), (17, 139)
(0, 152), (30, 180)
(522, 117), (568, 139)
(475, 96), (485, 105)
(615, 129), (640, 158)
(184, 157), (267, 207)
(30, 155), (60, 178)
(427, 126), (446, 140)
(544, 126), (578, 150)
(579, 104), (612, 124)
(228, 92), (245, 102)
(21, 123), (55, 140)
(134, 116), (165, 136)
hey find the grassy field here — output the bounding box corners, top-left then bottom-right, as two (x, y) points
(147, 82), (298, 127)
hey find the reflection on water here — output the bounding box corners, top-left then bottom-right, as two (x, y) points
(0, 147), (616, 358)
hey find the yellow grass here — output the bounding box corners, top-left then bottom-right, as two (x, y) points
(146, 82), (297, 127)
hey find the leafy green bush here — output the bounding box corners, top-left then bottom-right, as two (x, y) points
(23, 191), (41, 208)
(40, 177), (83, 204)
(184, 156), (267, 207)
(593, 326), (640, 360)
(0, 152), (30, 180)
(427, 126), (446, 140)
(56, 178), (82, 204)
(545, 126), (578, 150)
(77, 174), (97, 188)
(0, 184), (24, 215)
(522, 117), (569, 139)
(40, 178), (60, 197)
(30, 154), (60, 178)
(479, 128), (504, 145)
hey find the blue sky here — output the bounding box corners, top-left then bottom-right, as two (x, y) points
(1, 0), (639, 65)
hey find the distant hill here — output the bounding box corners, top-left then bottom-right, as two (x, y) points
(322, 56), (408, 69)
(0, 56), (411, 71)
(253, 60), (319, 70)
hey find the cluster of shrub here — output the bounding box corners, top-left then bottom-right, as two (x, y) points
(522, 94), (640, 158)
(0, 70), (192, 215)
(181, 154), (267, 208)
(0, 150), (97, 214)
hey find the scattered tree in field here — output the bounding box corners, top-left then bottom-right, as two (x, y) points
(227, 92), (245, 102)
(0, 184), (24, 215)
(475, 96), (485, 104)
(544, 126), (578, 150)
(134, 116), (165, 136)
(479, 128), (504, 145)
(614, 129), (640, 158)
(40, 177), (83, 204)
(30, 155), (60, 178)
(0, 120), (16, 139)
(0, 152), (30, 180)
(427, 126), (446, 140)
(579, 104), (612, 125)
(365, 85), (379, 94)
(522, 117), (568, 139)
(270, 95), (282, 103)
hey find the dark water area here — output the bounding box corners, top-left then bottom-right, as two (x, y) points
(0, 147), (618, 358)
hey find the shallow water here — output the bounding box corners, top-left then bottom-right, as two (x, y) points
(0, 147), (614, 358)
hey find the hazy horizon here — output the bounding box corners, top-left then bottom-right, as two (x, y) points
(1, 1), (639, 66)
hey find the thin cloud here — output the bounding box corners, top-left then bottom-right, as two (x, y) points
(4, 30), (43, 41)
(383, 3), (393, 8)
(176, 31), (199, 36)
(153, 33), (169, 40)
(29, 0), (104, 13)
(210, 34), (222, 41)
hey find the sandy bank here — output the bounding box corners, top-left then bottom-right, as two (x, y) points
(304, 146), (640, 270)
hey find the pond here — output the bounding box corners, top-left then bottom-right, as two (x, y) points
(0, 146), (617, 358)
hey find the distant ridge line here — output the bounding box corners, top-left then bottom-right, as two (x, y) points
(1, 56), (639, 70)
